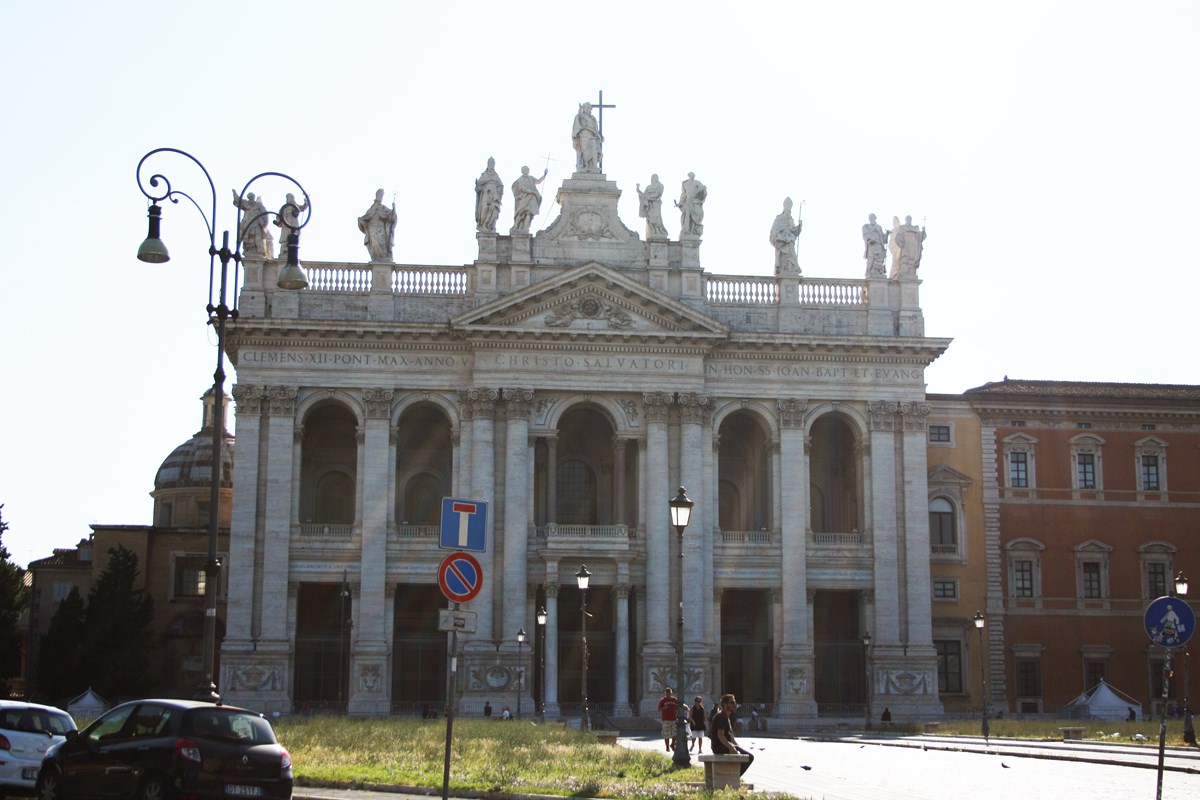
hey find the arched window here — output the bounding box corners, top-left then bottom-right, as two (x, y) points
(929, 497), (957, 554)
(315, 471), (354, 524)
(403, 473), (443, 525)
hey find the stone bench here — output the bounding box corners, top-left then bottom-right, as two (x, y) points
(1058, 726), (1086, 741)
(594, 730), (619, 746)
(698, 754), (751, 790)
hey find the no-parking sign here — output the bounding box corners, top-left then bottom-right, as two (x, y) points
(438, 552), (483, 603)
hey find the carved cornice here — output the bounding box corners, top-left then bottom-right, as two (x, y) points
(676, 392), (710, 425)
(232, 384), (265, 416)
(868, 400), (930, 431)
(265, 386), (298, 416)
(362, 388), (394, 419)
(643, 391), (674, 423)
(777, 398), (809, 429)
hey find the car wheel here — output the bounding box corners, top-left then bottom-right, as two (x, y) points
(37, 767), (62, 800)
(138, 776), (166, 800)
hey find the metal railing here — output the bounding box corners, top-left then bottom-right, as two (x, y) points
(298, 523), (353, 538)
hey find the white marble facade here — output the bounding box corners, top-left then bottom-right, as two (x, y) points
(220, 109), (948, 724)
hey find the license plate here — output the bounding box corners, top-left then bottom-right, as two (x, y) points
(223, 786), (264, 797)
(22, 767), (39, 780)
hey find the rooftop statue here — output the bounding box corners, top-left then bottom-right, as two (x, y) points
(233, 191), (274, 258)
(769, 197), (802, 276)
(676, 172), (706, 237)
(637, 174), (668, 238)
(862, 213), (889, 277)
(358, 188), (397, 262)
(572, 102), (603, 173)
(274, 192), (309, 258)
(510, 166), (548, 234)
(889, 215), (927, 278)
(475, 157), (504, 232)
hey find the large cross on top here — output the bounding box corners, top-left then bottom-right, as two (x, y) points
(594, 90), (615, 171)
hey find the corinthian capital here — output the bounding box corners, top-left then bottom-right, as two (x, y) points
(502, 388), (535, 418)
(362, 388), (394, 419)
(676, 392), (710, 424)
(642, 391), (674, 423)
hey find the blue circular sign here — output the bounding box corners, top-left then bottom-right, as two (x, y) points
(438, 552), (483, 603)
(1144, 596), (1195, 648)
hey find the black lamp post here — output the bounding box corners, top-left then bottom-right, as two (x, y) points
(576, 565), (591, 732)
(537, 605), (547, 721)
(973, 611), (989, 743)
(516, 627), (527, 720)
(669, 487), (694, 767)
(862, 631), (872, 730)
(136, 148), (310, 703)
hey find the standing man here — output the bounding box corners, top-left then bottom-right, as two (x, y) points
(510, 166), (548, 234)
(572, 102), (603, 172)
(675, 173), (706, 236)
(709, 693), (754, 776)
(474, 157), (504, 232)
(358, 188), (397, 262)
(657, 687), (680, 752)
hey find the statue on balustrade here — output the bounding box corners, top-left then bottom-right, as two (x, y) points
(769, 197), (802, 276)
(474, 157), (504, 232)
(889, 215), (927, 278)
(862, 213), (889, 277)
(358, 188), (397, 262)
(274, 193), (309, 258)
(676, 172), (706, 236)
(637, 174), (668, 238)
(233, 191), (274, 259)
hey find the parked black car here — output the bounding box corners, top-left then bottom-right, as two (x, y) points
(36, 699), (292, 800)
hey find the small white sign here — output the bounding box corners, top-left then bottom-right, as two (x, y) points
(438, 608), (478, 633)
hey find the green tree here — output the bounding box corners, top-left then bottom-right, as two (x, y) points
(83, 545), (155, 700)
(35, 585), (87, 701)
(0, 505), (30, 697)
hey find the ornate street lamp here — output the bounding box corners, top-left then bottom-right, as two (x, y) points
(974, 611), (989, 743)
(537, 605), (547, 721)
(576, 565), (591, 732)
(136, 148), (310, 703)
(669, 487), (694, 767)
(516, 627), (527, 719)
(862, 631), (872, 729)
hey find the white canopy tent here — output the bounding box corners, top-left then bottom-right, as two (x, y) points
(1062, 679), (1143, 721)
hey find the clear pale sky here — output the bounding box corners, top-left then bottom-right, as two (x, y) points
(2, 1), (1197, 568)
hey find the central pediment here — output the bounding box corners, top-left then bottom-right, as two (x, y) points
(451, 263), (728, 340)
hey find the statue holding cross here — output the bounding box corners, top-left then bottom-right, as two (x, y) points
(572, 102), (603, 173)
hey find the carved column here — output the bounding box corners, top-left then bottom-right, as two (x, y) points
(676, 393), (708, 649)
(544, 580), (560, 715)
(261, 386), (298, 643)
(900, 403), (935, 657)
(777, 398), (815, 717)
(456, 396), (474, 497)
(502, 388), (534, 639)
(614, 583), (631, 713)
(640, 391), (674, 708)
(867, 401), (902, 650)
(466, 388), (498, 643)
(545, 435), (558, 524)
(225, 385), (264, 644)
(612, 437), (627, 527)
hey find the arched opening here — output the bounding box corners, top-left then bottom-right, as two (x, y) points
(808, 415), (861, 533)
(300, 404), (358, 525)
(929, 497), (957, 554)
(550, 406), (617, 525)
(395, 405), (453, 526)
(717, 413), (772, 532)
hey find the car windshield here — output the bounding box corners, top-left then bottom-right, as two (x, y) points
(0, 707), (75, 736)
(181, 709), (277, 745)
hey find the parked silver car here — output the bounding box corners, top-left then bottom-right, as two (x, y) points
(0, 701), (77, 796)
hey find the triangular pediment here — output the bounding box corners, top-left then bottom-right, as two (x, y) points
(451, 263), (729, 340)
(928, 464), (974, 486)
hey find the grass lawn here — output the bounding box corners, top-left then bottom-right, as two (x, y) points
(274, 717), (801, 799)
(921, 717), (1196, 745)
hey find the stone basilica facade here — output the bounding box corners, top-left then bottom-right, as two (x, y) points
(219, 105), (949, 722)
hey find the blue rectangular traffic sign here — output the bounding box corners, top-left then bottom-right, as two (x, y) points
(440, 497), (488, 552)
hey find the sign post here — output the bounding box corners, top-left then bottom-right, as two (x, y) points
(1144, 594), (1195, 800)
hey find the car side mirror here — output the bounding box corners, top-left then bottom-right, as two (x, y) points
(66, 730), (79, 743)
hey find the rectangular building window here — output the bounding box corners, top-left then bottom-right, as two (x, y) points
(933, 580), (958, 600)
(1010, 452), (1028, 488)
(1015, 658), (1042, 697)
(1077, 453), (1096, 489)
(1081, 561), (1103, 598)
(1084, 659), (1108, 688)
(1142, 455), (1160, 491)
(174, 557), (207, 598)
(929, 425), (951, 443)
(1147, 562), (1168, 598)
(935, 640), (963, 693)
(1013, 560), (1034, 598)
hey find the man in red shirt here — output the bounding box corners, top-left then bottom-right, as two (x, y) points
(657, 687), (680, 751)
